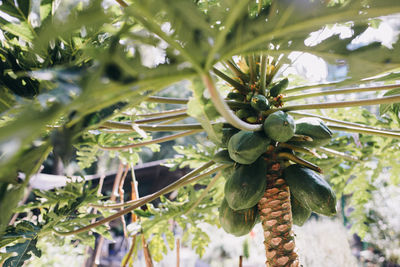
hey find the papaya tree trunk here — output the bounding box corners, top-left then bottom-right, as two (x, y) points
(258, 157), (299, 267)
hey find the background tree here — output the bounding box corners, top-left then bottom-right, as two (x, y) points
(1, 0), (400, 266)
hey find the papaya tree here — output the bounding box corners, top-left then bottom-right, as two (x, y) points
(1, 0), (400, 266)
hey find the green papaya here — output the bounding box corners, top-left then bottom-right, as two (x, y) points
(213, 150), (234, 165)
(236, 108), (255, 119)
(251, 94), (269, 111)
(221, 165), (235, 180)
(221, 127), (240, 148)
(219, 198), (258, 236)
(292, 117), (332, 147)
(291, 194), (311, 226)
(269, 78), (289, 97)
(224, 157), (267, 210)
(283, 164), (336, 216)
(263, 111), (295, 142)
(228, 131), (270, 164)
(227, 91), (245, 101)
(245, 116), (258, 123)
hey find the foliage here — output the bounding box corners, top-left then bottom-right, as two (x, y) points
(0, 0), (400, 264)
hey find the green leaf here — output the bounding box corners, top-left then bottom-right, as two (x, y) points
(127, 0), (214, 70)
(0, 0), (22, 19)
(220, 0), (400, 61)
(0, 18), (34, 42)
(4, 238), (41, 267)
(380, 88), (400, 115)
(39, 0), (53, 25)
(187, 79), (223, 145)
(16, 0), (30, 18)
(0, 88), (15, 114)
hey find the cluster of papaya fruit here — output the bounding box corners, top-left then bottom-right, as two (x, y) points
(213, 77), (337, 237)
(228, 78), (288, 123)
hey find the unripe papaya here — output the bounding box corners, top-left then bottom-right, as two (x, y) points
(291, 194), (312, 226)
(245, 116), (258, 123)
(219, 198), (258, 236)
(221, 127), (240, 148)
(227, 91), (245, 101)
(284, 164), (336, 216)
(224, 157), (268, 210)
(251, 94), (269, 111)
(228, 131), (270, 164)
(292, 117), (332, 147)
(263, 111), (295, 142)
(213, 150), (234, 165)
(236, 109), (255, 119)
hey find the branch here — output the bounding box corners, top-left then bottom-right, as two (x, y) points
(184, 171), (222, 215)
(316, 147), (359, 162)
(138, 108), (188, 118)
(135, 113), (188, 124)
(289, 111), (400, 133)
(277, 152), (322, 173)
(284, 84), (400, 102)
(328, 124), (400, 139)
(101, 121), (204, 131)
(212, 67), (250, 93)
(90, 161), (216, 209)
(146, 96), (189, 104)
(99, 130), (202, 151)
(259, 55), (268, 95)
(202, 72), (263, 131)
(54, 162), (228, 235)
(266, 95), (400, 114)
(278, 143), (321, 158)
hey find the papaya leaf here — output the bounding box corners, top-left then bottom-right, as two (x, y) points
(16, 0), (30, 18)
(127, 0), (214, 69)
(380, 88), (400, 116)
(187, 79), (223, 145)
(3, 238), (41, 267)
(190, 226), (210, 258)
(0, 88), (15, 114)
(0, 18), (34, 42)
(0, 0), (23, 19)
(39, 0), (53, 25)
(0, 221), (41, 248)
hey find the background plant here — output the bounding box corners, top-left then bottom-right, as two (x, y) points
(1, 0), (400, 265)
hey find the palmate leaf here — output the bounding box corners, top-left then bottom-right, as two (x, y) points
(3, 238), (41, 267)
(283, 34), (400, 82)
(221, 0), (400, 59)
(0, 0), (34, 42)
(127, 0), (215, 70)
(380, 88), (400, 120)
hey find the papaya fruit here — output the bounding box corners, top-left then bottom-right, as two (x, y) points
(221, 127), (240, 148)
(251, 94), (269, 111)
(221, 165), (235, 180)
(291, 193), (311, 226)
(227, 91), (245, 101)
(219, 198), (258, 236)
(245, 116), (258, 123)
(236, 108), (256, 120)
(228, 131), (270, 164)
(292, 117), (332, 147)
(269, 78), (289, 97)
(283, 164), (336, 216)
(224, 157), (267, 210)
(213, 150), (234, 165)
(263, 111), (295, 142)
